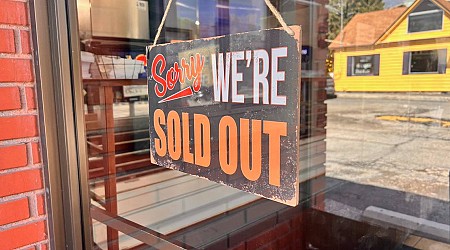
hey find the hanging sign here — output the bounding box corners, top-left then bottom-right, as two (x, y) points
(147, 26), (301, 206)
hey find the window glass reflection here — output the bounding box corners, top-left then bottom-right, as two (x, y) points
(408, 0), (443, 33)
(75, 0), (450, 249)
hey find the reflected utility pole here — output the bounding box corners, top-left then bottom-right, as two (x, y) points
(325, 0), (353, 47)
(340, 0), (343, 46)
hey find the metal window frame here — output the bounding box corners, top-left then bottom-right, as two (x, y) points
(30, 0), (92, 249)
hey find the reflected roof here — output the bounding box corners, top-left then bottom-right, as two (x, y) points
(329, 0), (450, 49)
(435, 0), (450, 12)
(328, 7), (407, 49)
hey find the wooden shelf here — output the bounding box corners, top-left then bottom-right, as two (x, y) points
(83, 78), (147, 86)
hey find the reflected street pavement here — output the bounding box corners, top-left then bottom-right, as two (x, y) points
(325, 93), (450, 243)
(326, 93), (450, 201)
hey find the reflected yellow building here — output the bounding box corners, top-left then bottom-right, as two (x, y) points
(330, 0), (450, 92)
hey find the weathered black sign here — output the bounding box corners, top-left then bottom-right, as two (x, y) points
(147, 26), (301, 206)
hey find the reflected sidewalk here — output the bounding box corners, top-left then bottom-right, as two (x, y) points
(336, 92), (450, 102)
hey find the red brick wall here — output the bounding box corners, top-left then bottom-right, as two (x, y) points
(0, 0), (49, 249)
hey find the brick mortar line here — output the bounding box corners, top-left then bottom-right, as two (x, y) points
(3, 0), (30, 2)
(0, 53), (32, 59)
(28, 192), (38, 218)
(15, 29), (23, 54)
(0, 109), (38, 117)
(0, 82), (36, 87)
(0, 215), (47, 231)
(0, 137), (40, 146)
(0, 164), (43, 176)
(0, 191), (44, 206)
(19, 85), (28, 112)
(0, 24), (30, 31)
(18, 240), (49, 250)
(0, 189), (45, 203)
(26, 142), (34, 166)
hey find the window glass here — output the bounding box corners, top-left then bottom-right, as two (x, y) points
(74, 0), (450, 249)
(408, 11), (443, 33)
(408, 0), (443, 33)
(348, 55), (380, 76)
(410, 50), (439, 73)
(404, 49), (447, 74)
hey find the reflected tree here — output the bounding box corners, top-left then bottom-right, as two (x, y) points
(327, 0), (385, 40)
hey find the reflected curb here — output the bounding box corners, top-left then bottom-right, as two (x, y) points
(362, 206), (450, 244)
(336, 92), (450, 102)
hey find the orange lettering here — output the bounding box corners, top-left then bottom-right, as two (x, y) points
(167, 111), (182, 160)
(194, 114), (211, 167)
(154, 109), (167, 157)
(263, 121), (287, 186)
(240, 119), (262, 181)
(219, 116), (238, 175)
(182, 113), (194, 164)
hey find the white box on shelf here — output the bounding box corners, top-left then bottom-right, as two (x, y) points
(80, 51), (95, 79)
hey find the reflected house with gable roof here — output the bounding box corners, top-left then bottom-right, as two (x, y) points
(329, 0), (450, 92)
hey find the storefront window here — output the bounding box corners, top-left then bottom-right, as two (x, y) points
(73, 0), (450, 249)
(410, 50), (439, 73)
(347, 54), (380, 76)
(403, 49), (447, 74)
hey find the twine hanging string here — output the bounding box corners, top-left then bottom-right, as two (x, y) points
(264, 0), (295, 36)
(151, 0), (294, 48)
(152, 0), (174, 47)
